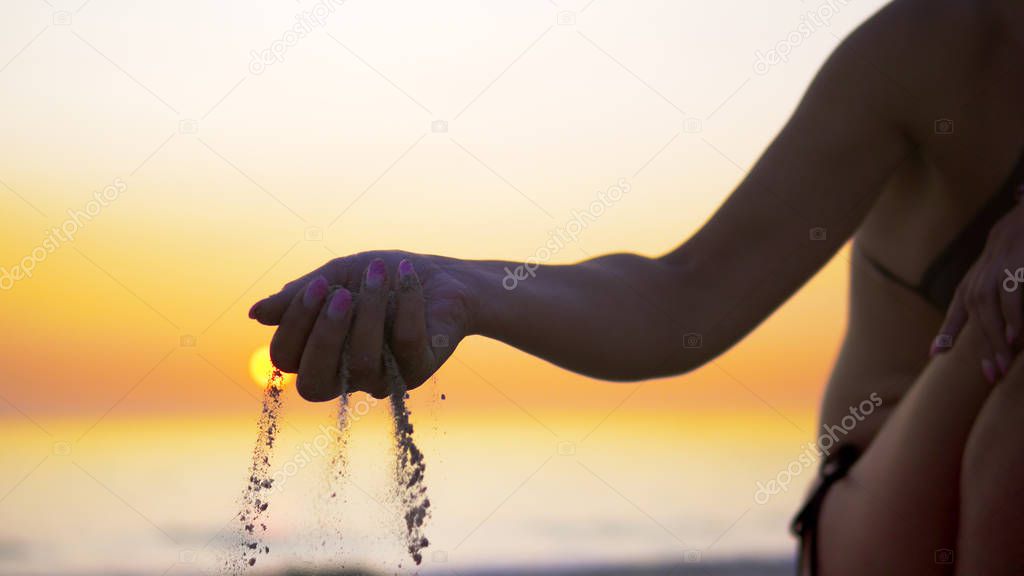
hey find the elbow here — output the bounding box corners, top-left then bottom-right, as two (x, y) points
(583, 345), (709, 383)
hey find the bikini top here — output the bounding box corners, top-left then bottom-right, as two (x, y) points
(859, 152), (1024, 311)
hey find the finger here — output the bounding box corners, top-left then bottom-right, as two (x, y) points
(296, 288), (354, 402)
(347, 258), (389, 397)
(389, 260), (434, 388)
(934, 284), (967, 356)
(269, 275), (330, 373)
(250, 259), (351, 325)
(971, 276), (1008, 382)
(1000, 270), (1022, 351)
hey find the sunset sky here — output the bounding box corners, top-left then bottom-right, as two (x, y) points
(0, 0), (882, 418)
(0, 0), (889, 573)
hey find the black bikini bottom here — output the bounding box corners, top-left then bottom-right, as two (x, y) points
(790, 444), (862, 575)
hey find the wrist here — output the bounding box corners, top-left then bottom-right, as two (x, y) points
(437, 256), (511, 338)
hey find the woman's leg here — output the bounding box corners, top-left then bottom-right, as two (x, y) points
(814, 320), (995, 575)
(957, 357), (1024, 574)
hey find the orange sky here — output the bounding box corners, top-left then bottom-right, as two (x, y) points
(0, 0), (881, 421)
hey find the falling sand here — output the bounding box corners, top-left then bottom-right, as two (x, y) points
(235, 288), (431, 571)
(318, 363), (353, 551)
(230, 369), (284, 573)
(383, 346), (431, 565)
(325, 285), (431, 565)
(320, 343), (431, 567)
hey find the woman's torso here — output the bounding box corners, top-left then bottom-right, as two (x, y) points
(820, 7), (1024, 448)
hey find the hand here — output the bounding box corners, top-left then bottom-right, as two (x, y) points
(934, 204), (1024, 383)
(248, 252), (474, 401)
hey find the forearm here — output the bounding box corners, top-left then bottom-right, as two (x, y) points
(443, 251), (725, 381)
(430, 0), (915, 384)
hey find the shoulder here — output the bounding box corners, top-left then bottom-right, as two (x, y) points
(835, 0), (1004, 141)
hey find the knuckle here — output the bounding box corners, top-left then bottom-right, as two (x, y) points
(327, 257), (349, 276)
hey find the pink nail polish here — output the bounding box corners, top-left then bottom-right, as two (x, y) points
(997, 354), (1010, 376)
(328, 289), (352, 320)
(982, 359), (997, 383)
(398, 259), (414, 278)
(366, 259), (386, 289)
(248, 302), (262, 319)
(303, 276), (329, 308)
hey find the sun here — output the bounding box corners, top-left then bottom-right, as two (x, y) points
(248, 344), (292, 388)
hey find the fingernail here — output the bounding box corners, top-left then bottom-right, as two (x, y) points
(366, 259), (386, 289)
(398, 259), (414, 278)
(398, 259), (418, 290)
(1007, 325), (1017, 346)
(982, 359), (997, 384)
(997, 354), (1010, 376)
(248, 302), (262, 319)
(303, 276), (329, 308)
(328, 289), (352, 320)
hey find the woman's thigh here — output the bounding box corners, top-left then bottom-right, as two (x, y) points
(815, 321), (994, 575)
(957, 356), (1024, 574)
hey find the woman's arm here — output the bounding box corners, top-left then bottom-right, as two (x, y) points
(251, 1), (915, 400)
(448, 2), (914, 381)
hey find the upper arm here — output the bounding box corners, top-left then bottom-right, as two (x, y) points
(661, 0), (919, 356)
